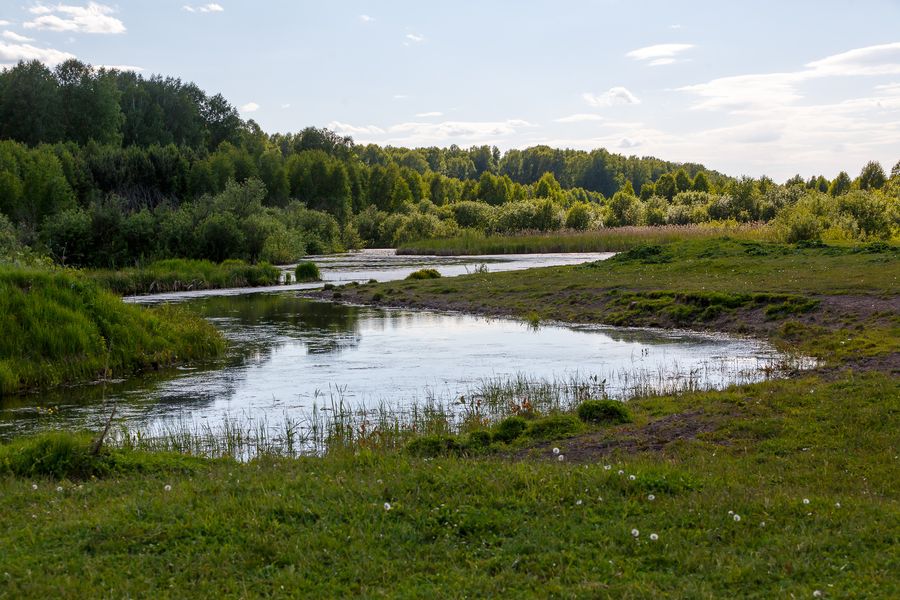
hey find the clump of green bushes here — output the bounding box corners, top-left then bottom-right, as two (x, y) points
(576, 400), (632, 425)
(295, 261), (322, 282)
(406, 268), (441, 280)
(89, 258), (281, 295)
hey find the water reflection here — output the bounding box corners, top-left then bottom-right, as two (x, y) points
(1, 295), (798, 439)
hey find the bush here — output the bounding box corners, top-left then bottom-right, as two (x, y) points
(294, 261), (321, 282)
(525, 414), (582, 440)
(576, 400), (632, 425)
(466, 430), (493, 449)
(492, 416), (528, 443)
(564, 202), (593, 230)
(405, 435), (461, 458)
(776, 204), (822, 243)
(406, 268), (441, 280)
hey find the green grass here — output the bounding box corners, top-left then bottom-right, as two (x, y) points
(88, 258), (281, 296)
(294, 260), (322, 282)
(397, 223), (772, 255)
(0, 373), (897, 597)
(406, 268), (442, 280)
(0, 267), (225, 395)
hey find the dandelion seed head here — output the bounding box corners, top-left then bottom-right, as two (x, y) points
(629, 475), (636, 481)
(31, 484), (37, 490)
(618, 469), (624, 475)
(733, 514), (741, 522)
(575, 499), (583, 506)
(813, 591), (822, 598)
(649, 533), (658, 541)
(56, 486), (63, 492)
(552, 447), (560, 455)
(803, 498), (810, 505)
(728, 510), (734, 515)
(163, 484), (172, 492)
(384, 502), (392, 511)
(834, 502), (841, 508)
(631, 528), (639, 537)
(558, 454), (565, 462)
(604, 465), (611, 470)
(647, 494), (655, 501)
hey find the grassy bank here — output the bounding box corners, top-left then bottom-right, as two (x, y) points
(1, 372), (898, 597)
(397, 224), (772, 255)
(0, 267), (225, 395)
(88, 258), (282, 296)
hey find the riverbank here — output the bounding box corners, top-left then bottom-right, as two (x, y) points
(0, 267), (225, 395)
(1, 237), (898, 597)
(87, 259), (282, 296)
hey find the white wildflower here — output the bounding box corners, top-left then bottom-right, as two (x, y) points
(558, 454), (565, 462)
(163, 484), (172, 492)
(733, 514), (741, 522)
(647, 494), (655, 501)
(631, 528), (639, 537)
(604, 465), (611, 470)
(803, 498), (810, 505)
(649, 533), (658, 541)
(552, 447), (560, 455)
(384, 502), (392, 511)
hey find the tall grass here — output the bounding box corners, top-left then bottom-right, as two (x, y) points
(113, 353), (808, 460)
(397, 223), (773, 255)
(88, 258), (281, 296)
(0, 267), (225, 395)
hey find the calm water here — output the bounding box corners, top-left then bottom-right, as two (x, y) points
(1, 251), (802, 439)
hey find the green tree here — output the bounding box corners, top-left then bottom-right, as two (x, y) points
(654, 173), (677, 201)
(858, 161), (886, 190)
(674, 169), (692, 194)
(0, 61), (62, 145)
(691, 172), (711, 192)
(829, 171), (851, 196)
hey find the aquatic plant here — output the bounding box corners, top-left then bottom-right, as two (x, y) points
(406, 268), (441, 280)
(295, 261), (322, 282)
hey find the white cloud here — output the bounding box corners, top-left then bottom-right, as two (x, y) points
(680, 42), (900, 111)
(328, 119), (535, 146)
(281, 103), (291, 109)
(183, 4), (224, 13)
(3, 31), (34, 42)
(554, 113), (605, 123)
(393, 94), (409, 100)
(415, 111), (443, 117)
(359, 15), (374, 23)
(327, 121), (386, 136)
(0, 21), (11, 27)
(627, 43), (694, 61)
(24, 3), (126, 34)
(582, 87), (641, 107)
(240, 102), (259, 113)
(627, 43), (693, 66)
(0, 41), (76, 65)
(405, 33), (425, 43)
(96, 64), (143, 72)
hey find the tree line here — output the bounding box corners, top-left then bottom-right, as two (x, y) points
(0, 59), (897, 268)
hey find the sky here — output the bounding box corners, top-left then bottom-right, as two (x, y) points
(1, 0), (899, 180)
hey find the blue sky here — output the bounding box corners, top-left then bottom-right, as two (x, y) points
(1, 1), (899, 180)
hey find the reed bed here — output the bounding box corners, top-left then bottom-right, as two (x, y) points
(396, 223), (773, 255)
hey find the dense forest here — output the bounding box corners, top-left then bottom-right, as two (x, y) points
(0, 59), (897, 268)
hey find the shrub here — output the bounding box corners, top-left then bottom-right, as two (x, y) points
(294, 261), (321, 282)
(405, 435), (461, 457)
(492, 416), (528, 443)
(525, 414), (582, 440)
(576, 400), (632, 425)
(775, 204), (822, 243)
(466, 430), (493, 449)
(564, 202), (593, 230)
(406, 268), (441, 280)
